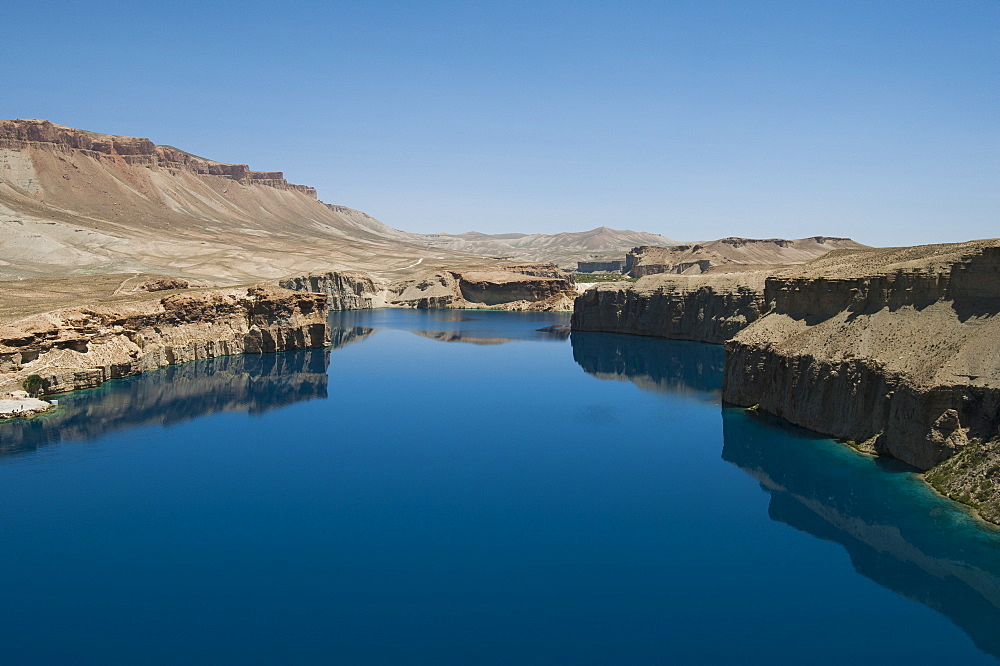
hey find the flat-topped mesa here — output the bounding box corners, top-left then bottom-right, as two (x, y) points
(390, 263), (578, 311)
(625, 236), (867, 277)
(0, 119), (317, 197)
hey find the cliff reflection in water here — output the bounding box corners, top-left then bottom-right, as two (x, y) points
(571, 331), (725, 398)
(0, 349), (331, 458)
(329, 308), (571, 346)
(722, 409), (1000, 659)
(572, 329), (1000, 659)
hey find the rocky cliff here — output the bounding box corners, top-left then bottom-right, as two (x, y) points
(572, 239), (1000, 524)
(389, 264), (578, 311)
(0, 285), (328, 395)
(571, 272), (767, 344)
(723, 241), (1000, 471)
(0, 119), (318, 195)
(279, 271), (389, 310)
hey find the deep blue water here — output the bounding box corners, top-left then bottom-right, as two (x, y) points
(1, 308), (999, 664)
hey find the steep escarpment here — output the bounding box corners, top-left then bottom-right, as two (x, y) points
(571, 239), (1000, 523)
(0, 118), (318, 195)
(279, 271), (389, 310)
(0, 285), (328, 395)
(723, 241), (1000, 471)
(571, 272), (767, 343)
(625, 236), (866, 277)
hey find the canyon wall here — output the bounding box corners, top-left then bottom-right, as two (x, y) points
(571, 273), (767, 344)
(279, 271), (389, 310)
(572, 240), (1000, 522)
(723, 242), (1000, 470)
(0, 285), (328, 395)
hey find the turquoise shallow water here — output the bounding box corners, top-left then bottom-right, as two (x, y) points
(1, 308), (998, 664)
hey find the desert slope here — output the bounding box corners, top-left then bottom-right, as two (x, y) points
(0, 119), (462, 282)
(625, 236), (867, 277)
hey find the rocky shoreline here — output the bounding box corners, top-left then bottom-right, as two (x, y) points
(572, 240), (1000, 525)
(0, 285), (328, 397)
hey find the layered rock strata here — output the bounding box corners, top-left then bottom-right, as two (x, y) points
(571, 273), (767, 344)
(723, 241), (1000, 471)
(0, 285), (328, 395)
(279, 271), (389, 310)
(0, 119), (317, 196)
(571, 239), (1000, 523)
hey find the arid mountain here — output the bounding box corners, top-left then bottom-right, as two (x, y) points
(419, 227), (678, 269)
(0, 119), (673, 283)
(0, 119), (451, 284)
(625, 236), (867, 277)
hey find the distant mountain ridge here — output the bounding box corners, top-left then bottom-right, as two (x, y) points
(421, 226), (678, 268)
(626, 236), (868, 277)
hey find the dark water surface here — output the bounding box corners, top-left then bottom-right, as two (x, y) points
(1, 309), (998, 664)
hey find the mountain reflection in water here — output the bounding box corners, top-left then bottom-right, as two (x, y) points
(329, 308), (572, 345)
(0, 349), (330, 458)
(572, 328), (1000, 660)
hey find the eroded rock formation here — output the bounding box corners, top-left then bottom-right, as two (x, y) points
(571, 239), (1000, 524)
(0, 285), (328, 395)
(0, 119), (318, 196)
(571, 273), (767, 343)
(389, 264), (578, 311)
(279, 271), (388, 310)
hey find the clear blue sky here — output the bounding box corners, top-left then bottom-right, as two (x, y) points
(3, 0), (997, 245)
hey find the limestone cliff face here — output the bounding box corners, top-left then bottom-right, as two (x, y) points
(0, 285), (328, 394)
(571, 273), (767, 344)
(279, 271), (389, 310)
(724, 242), (1000, 471)
(0, 119), (317, 196)
(570, 239), (1000, 523)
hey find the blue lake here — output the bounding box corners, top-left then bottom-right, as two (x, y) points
(1, 308), (999, 664)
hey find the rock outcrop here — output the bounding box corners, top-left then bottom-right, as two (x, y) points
(0, 285), (328, 395)
(571, 239), (1000, 524)
(571, 272), (767, 344)
(279, 271), (389, 310)
(390, 264), (578, 311)
(723, 241), (1000, 471)
(625, 236), (866, 277)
